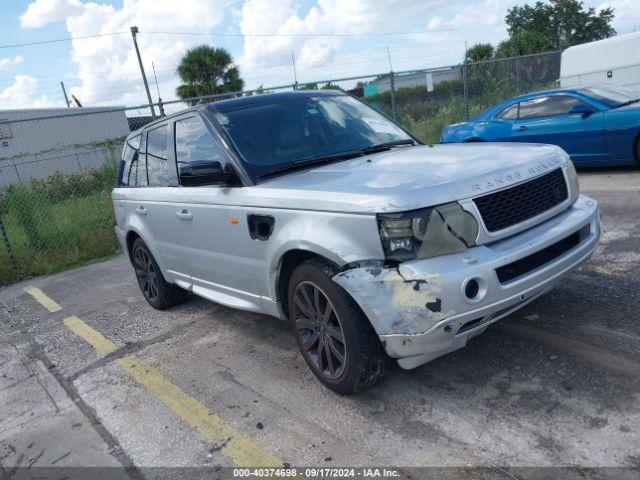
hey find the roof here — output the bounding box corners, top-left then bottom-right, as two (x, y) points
(205, 89), (343, 111)
(126, 90), (345, 137)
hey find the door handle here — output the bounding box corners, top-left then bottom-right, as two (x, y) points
(135, 206), (147, 216)
(176, 209), (193, 220)
(516, 125), (528, 131)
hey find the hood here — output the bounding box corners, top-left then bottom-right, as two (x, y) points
(244, 143), (567, 214)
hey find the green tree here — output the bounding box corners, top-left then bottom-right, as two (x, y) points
(465, 43), (495, 62)
(494, 30), (553, 58)
(176, 45), (244, 100)
(505, 0), (615, 50)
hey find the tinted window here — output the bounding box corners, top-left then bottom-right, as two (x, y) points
(175, 115), (224, 165)
(119, 134), (141, 186)
(497, 103), (518, 119)
(134, 133), (148, 187)
(146, 124), (170, 187)
(211, 94), (411, 179)
(518, 95), (587, 119)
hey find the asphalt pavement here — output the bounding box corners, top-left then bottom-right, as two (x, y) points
(1, 168), (639, 479)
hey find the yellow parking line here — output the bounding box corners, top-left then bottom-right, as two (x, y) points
(63, 316), (282, 467)
(63, 316), (118, 357)
(23, 286), (62, 312)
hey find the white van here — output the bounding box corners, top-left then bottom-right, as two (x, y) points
(560, 32), (640, 89)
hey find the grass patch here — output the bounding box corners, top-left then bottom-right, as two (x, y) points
(0, 160), (121, 285)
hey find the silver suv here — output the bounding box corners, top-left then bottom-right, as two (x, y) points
(113, 91), (600, 393)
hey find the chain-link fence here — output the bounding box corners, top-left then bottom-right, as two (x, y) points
(0, 51), (561, 285)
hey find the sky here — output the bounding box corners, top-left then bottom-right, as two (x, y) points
(0, 0), (638, 110)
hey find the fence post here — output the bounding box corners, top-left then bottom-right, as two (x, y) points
(515, 56), (522, 94)
(158, 98), (166, 117)
(389, 71), (398, 121)
(462, 62), (469, 120)
(0, 216), (17, 273)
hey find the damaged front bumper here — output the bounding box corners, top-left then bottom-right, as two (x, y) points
(333, 194), (601, 370)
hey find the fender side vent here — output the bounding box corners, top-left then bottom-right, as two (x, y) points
(247, 214), (275, 241)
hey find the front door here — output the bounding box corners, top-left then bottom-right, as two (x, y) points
(510, 95), (606, 164)
(171, 114), (260, 307)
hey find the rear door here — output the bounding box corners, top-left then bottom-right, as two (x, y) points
(138, 122), (189, 281)
(510, 94), (606, 164)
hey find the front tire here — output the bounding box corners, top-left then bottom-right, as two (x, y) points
(131, 238), (188, 310)
(288, 259), (389, 394)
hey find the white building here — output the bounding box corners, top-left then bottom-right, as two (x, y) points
(0, 107), (130, 187)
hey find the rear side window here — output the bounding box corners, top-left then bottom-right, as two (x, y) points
(518, 95), (587, 119)
(175, 115), (224, 166)
(146, 124), (170, 187)
(118, 134), (141, 186)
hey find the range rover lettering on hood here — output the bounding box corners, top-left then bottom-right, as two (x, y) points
(471, 158), (561, 193)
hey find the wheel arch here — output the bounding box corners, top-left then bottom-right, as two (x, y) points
(125, 230), (141, 262)
(275, 249), (340, 319)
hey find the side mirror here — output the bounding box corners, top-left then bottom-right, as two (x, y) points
(569, 104), (595, 117)
(178, 160), (232, 186)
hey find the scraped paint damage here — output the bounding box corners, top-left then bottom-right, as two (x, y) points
(333, 264), (454, 335)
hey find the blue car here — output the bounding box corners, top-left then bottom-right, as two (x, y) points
(440, 85), (640, 167)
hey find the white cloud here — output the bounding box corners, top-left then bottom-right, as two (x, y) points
(18, 0), (231, 106)
(0, 55), (25, 70)
(238, 0), (448, 81)
(20, 0), (84, 28)
(0, 75), (56, 109)
(597, 0), (640, 33)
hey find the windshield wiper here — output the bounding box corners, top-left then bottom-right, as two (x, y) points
(258, 149), (363, 179)
(360, 139), (417, 154)
(258, 139), (417, 180)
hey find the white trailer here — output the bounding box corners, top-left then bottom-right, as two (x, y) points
(559, 32), (640, 89)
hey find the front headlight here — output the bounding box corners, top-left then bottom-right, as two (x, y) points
(378, 202), (479, 261)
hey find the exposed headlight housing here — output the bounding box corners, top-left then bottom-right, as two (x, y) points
(565, 158), (580, 203)
(378, 202), (479, 261)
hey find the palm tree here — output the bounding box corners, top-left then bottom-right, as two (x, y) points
(176, 45), (244, 101)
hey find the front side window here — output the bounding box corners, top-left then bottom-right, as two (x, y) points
(497, 103), (518, 119)
(146, 124), (170, 187)
(211, 94), (412, 179)
(175, 115), (224, 166)
(518, 95), (587, 119)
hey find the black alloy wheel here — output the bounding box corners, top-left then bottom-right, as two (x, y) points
(133, 243), (158, 303)
(293, 281), (347, 379)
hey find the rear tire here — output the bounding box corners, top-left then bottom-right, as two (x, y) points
(131, 238), (188, 310)
(288, 258), (390, 394)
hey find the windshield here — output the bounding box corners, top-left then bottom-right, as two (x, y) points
(210, 93), (412, 179)
(579, 85), (640, 107)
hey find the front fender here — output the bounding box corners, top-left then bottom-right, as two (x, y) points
(259, 209), (384, 300)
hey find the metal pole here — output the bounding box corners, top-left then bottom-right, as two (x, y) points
(130, 26), (156, 118)
(463, 62), (469, 120)
(389, 71), (398, 122)
(291, 51), (298, 89)
(152, 62), (165, 116)
(515, 56), (522, 95)
(60, 81), (70, 108)
(0, 216), (17, 273)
